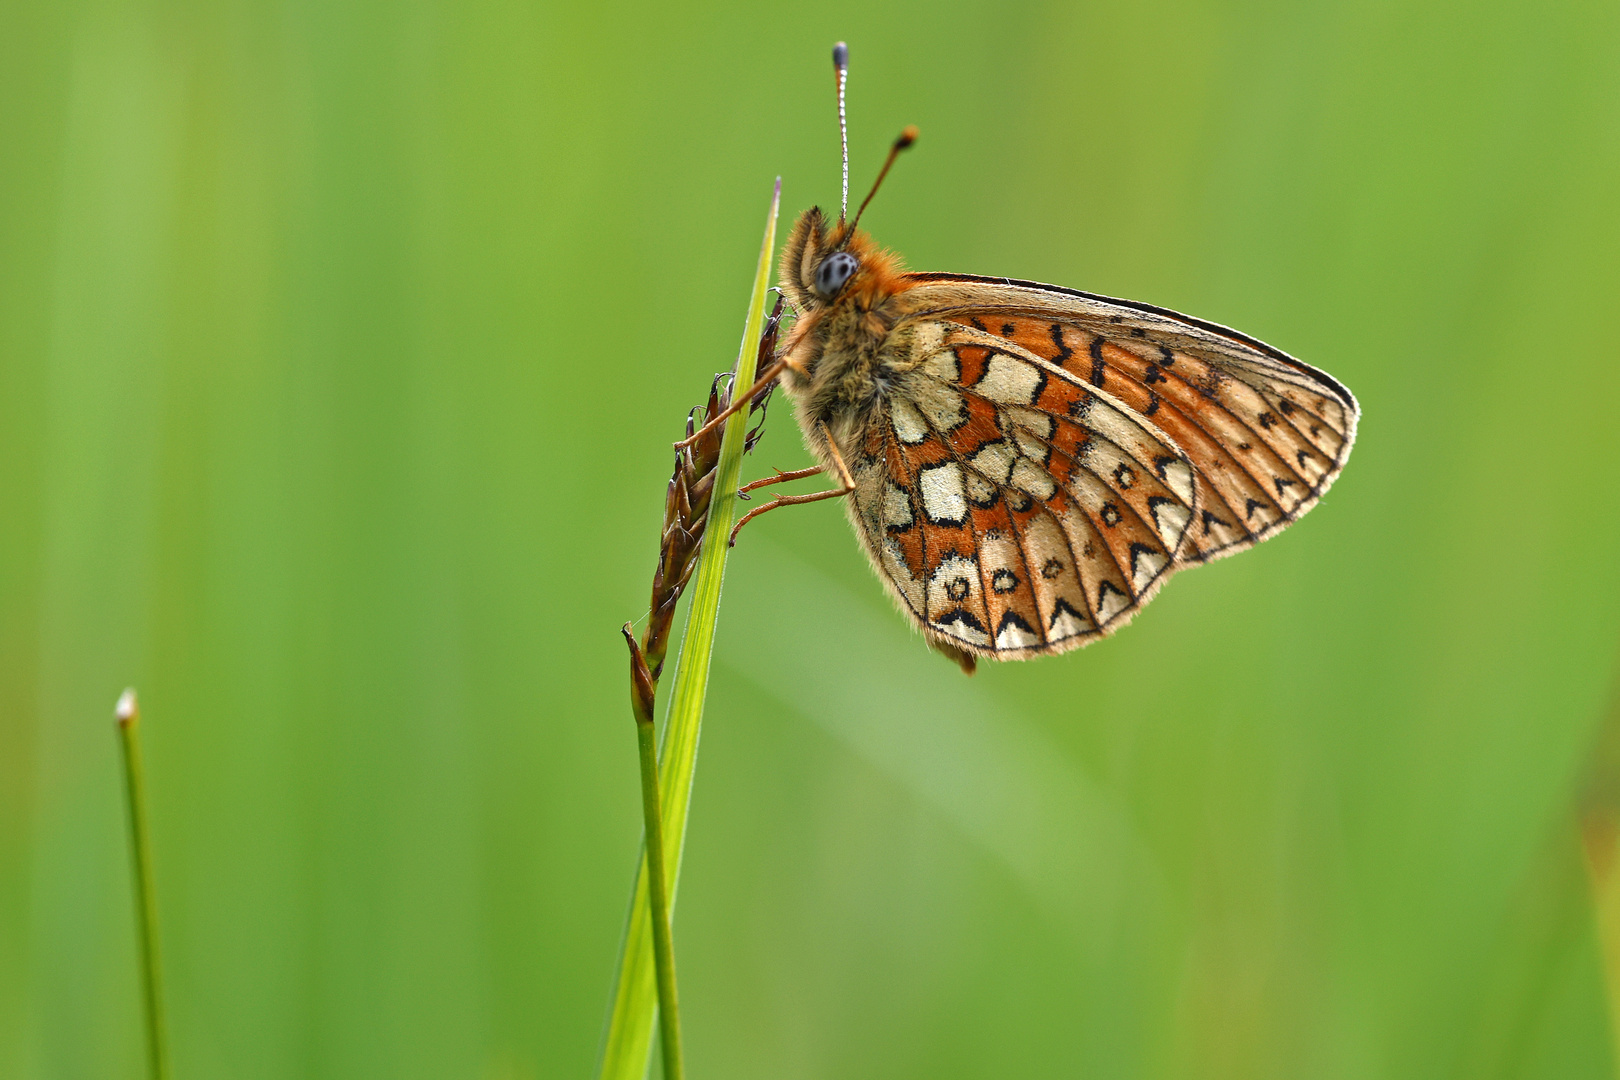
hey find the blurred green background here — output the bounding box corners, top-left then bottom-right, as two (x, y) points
(4, 0), (1620, 1077)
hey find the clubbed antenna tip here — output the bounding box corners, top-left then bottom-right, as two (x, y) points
(848, 124), (920, 234)
(116, 688), (139, 726)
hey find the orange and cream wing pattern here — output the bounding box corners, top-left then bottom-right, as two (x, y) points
(896, 274), (1360, 564)
(843, 319), (1200, 658)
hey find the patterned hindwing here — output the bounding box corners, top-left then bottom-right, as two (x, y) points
(848, 320), (1198, 659)
(900, 277), (1359, 565)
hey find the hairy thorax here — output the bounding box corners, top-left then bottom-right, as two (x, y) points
(784, 284), (927, 450)
(775, 209), (932, 450)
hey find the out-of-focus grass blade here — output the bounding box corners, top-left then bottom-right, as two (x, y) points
(597, 179), (780, 1080)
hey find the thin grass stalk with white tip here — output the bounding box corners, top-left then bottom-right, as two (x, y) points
(116, 689), (170, 1080)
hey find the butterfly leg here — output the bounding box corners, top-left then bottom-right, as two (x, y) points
(727, 423), (854, 547)
(737, 466), (824, 500)
(675, 355), (789, 451)
(770, 286), (802, 319)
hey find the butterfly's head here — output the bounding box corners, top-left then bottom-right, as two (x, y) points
(780, 206), (841, 310)
(779, 206), (905, 315)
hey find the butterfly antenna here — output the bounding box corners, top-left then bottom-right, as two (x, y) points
(848, 125), (918, 235)
(833, 42), (849, 224)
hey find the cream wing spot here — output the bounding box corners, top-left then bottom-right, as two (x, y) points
(964, 471), (996, 505)
(1074, 396), (1145, 450)
(910, 320), (948, 355)
(1096, 581), (1130, 622)
(910, 379), (967, 432)
(1013, 428), (1048, 462)
(918, 462), (968, 524)
(1157, 457), (1195, 505)
(921, 349), (960, 382)
(1130, 543), (1168, 592)
(1048, 601), (1088, 640)
(882, 482), (913, 529)
(1148, 497), (1192, 548)
(968, 441), (1016, 485)
(975, 352), (1045, 404)
(1010, 458), (1058, 501)
(994, 615), (1041, 650)
(891, 398), (929, 445)
(1002, 407), (1055, 440)
(850, 452), (886, 526)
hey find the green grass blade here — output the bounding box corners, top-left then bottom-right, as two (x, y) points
(597, 178), (780, 1080)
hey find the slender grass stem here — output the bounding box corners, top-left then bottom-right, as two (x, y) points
(637, 709), (684, 1079)
(115, 688), (169, 1080)
(598, 179), (780, 1080)
(624, 625), (684, 1079)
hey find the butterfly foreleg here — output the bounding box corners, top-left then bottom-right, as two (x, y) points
(673, 355), (789, 451)
(737, 466), (825, 499)
(727, 422), (855, 547)
(675, 295), (794, 452)
(770, 285), (802, 320)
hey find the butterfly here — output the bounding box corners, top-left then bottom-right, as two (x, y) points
(687, 42), (1359, 675)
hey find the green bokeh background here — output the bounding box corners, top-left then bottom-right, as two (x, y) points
(5, 1), (1620, 1077)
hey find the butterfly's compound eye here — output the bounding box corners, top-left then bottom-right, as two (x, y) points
(814, 252), (859, 299)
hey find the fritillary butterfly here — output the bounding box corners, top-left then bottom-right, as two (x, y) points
(692, 42), (1359, 674)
